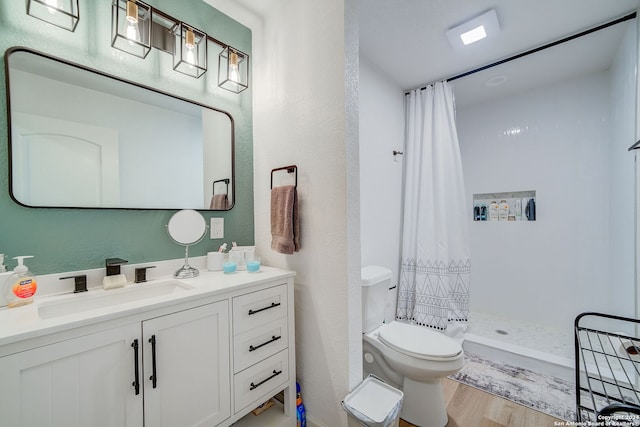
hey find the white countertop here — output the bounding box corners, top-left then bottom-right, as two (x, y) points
(0, 266), (295, 348)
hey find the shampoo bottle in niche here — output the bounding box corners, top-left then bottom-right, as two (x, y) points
(489, 201), (499, 221)
(3, 256), (37, 308)
(498, 200), (509, 221)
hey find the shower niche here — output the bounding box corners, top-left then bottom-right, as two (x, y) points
(473, 190), (536, 222)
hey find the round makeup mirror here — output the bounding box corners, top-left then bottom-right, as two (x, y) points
(167, 209), (208, 278)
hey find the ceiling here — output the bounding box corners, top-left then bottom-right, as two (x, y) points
(212, 0), (640, 106)
(358, 0), (640, 106)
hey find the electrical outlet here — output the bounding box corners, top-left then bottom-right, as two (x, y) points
(210, 218), (224, 239)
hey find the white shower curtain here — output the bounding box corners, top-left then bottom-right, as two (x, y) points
(396, 82), (470, 336)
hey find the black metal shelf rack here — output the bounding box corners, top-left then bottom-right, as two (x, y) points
(575, 312), (640, 424)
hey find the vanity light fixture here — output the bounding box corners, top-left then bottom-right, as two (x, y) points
(218, 47), (249, 93)
(173, 23), (208, 78)
(111, 0), (152, 59)
(446, 9), (500, 48)
(27, 0), (79, 32)
(107, 2), (249, 90)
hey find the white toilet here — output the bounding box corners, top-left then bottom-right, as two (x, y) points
(361, 266), (464, 427)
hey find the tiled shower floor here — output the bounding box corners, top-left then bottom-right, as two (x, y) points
(468, 311), (574, 360)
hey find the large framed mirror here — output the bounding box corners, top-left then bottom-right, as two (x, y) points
(5, 47), (234, 210)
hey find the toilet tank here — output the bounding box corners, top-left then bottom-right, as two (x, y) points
(361, 266), (392, 333)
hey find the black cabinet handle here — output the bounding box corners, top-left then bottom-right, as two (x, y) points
(149, 335), (157, 388)
(249, 369), (283, 391)
(248, 302), (281, 316)
(249, 335), (282, 352)
(131, 339), (140, 395)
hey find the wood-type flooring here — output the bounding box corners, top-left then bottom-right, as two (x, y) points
(398, 378), (562, 427)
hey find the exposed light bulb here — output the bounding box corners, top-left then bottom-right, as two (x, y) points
(185, 48), (196, 67)
(126, 23), (140, 44)
(125, 1), (140, 44)
(228, 51), (240, 84)
(45, 0), (59, 15)
(185, 29), (196, 68)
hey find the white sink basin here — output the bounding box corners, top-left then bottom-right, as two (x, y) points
(38, 280), (195, 319)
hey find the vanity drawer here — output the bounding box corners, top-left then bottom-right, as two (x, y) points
(234, 317), (288, 373)
(234, 349), (289, 413)
(233, 284), (287, 334)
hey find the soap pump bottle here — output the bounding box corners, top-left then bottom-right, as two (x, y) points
(4, 256), (37, 308)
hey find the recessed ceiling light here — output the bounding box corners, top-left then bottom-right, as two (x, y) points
(485, 76), (507, 87)
(446, 9), (500, 48)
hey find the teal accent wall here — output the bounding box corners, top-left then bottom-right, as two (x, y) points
(0, 0), (254, 274)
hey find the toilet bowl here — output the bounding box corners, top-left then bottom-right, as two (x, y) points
(361, 266), (464, 427)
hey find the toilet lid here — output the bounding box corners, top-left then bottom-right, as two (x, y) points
(378, 322), (462, 360)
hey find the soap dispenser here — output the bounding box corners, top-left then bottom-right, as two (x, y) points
(3, 256), (37, 308)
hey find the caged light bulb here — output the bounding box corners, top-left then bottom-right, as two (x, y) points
(125, 1), (140, 44)
(228, 50), (241, 88)
(185, 47), (196, 68)
(229, 54), (240, 82)
(126, 22), (140, 44)
(185, 28), (197, 68)
(45, 0), (59, 14)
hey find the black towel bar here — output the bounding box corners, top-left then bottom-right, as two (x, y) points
(270, 165), (297, 189)
(213, 178), (230, 195)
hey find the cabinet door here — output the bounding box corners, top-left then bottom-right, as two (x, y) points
(0, 324), (142, 427)
(143, 301), (231, 427)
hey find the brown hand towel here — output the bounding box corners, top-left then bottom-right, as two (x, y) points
(210, 194), (229, 210)
(271, 185), (300, 254)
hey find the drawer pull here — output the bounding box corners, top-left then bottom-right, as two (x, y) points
(249, 369), (283, 391)
(248, 302), (281, 316)
(249, 335), (282, 352)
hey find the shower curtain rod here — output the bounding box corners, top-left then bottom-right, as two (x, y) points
(407, 11), (637, 93)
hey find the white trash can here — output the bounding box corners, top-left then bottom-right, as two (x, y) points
(342, 375), (404, 427)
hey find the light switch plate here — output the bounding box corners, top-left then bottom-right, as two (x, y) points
(210, 218), (224, 239)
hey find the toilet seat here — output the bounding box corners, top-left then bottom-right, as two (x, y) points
(378, 322), (462, 360)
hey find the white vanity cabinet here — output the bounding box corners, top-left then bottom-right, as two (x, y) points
(0, 268), (296, 427)
(142, 301), (231, 427)
(0, 323), (142, 427)
(0, 301), (230, 427)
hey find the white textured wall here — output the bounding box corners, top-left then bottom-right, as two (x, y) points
(253, 3), (354, 426)
(344, 0), (363, 397)
(211, 1), (360, 426)
(457, 72), (618, 331)
(358, 57), (404, 321)
(609, 21), (637, 319)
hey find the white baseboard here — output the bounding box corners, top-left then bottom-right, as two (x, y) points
(307, 413), (333, 427)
